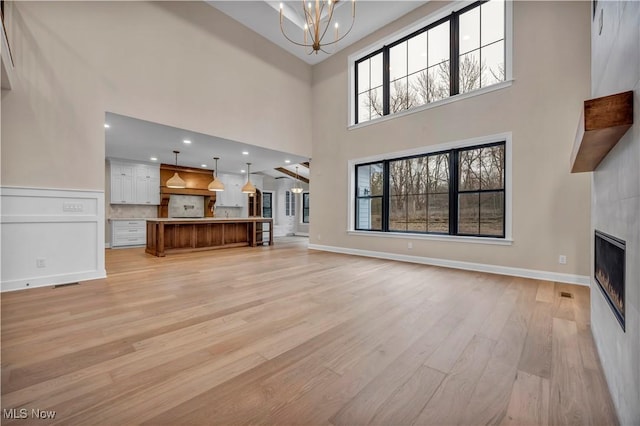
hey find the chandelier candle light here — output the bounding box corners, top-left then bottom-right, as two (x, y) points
(208, 157), (225, 192)
(291, 166), (304, 194)
(280, 0), (356, 54)
(166, 150), (186, 189)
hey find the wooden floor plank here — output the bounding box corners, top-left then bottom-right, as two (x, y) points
(0, 239), (618, 426)
(413, 335), (496, 425)
(502, 370), (550, 426)
(518, 301), (554, 379)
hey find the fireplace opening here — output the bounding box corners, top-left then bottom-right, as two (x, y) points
(594, 230), (626, 331)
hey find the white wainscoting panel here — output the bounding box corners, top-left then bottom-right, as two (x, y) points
(1, 187), (106, 292)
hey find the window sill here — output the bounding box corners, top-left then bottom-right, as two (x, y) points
(347, 230), (513, 246)
(348, 80), (514, 131)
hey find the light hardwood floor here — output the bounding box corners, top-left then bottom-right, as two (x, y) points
(1, 238), (617, 425)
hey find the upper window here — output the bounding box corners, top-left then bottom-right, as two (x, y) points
(354, 0), (506, 124)
(354, 141), (505, 238)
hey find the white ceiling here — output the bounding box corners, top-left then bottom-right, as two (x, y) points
(105, 112), (309, 178)
(207, 1), (428, 65)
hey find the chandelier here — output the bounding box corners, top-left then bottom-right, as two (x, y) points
(291, 166), (304, 194)
(280, 0), (356, 55)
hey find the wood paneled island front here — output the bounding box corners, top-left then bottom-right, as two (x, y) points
(145, 218), (273, 257)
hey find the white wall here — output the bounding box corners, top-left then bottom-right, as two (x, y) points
(590, 2), (640, 424)
(0, 187), (106, 291)
(310, 1), (592, 283)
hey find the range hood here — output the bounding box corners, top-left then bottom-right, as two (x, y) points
(159, 164), (216, 218)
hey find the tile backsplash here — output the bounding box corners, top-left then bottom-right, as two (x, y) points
(108, 204), (157, 219)
(169, 195), (204, 218)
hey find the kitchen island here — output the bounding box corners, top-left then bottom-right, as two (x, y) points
(145, 217), (273, 257)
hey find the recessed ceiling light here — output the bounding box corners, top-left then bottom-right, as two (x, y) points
(201, 164), (207, 168)
(183, 139), (191, 144)
(242, 151), (249, 155)
(241, 169), (246, 173)
(150, 157), (158, 161)
(285, 160), (291, 163)
(104, 124), (110, 128)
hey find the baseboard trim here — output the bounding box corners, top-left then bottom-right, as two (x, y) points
(1, 270), (107, 292)
(308, 244), (590, 286)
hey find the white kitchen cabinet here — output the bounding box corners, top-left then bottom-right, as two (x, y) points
(109, 160), (160, 205)
(111, 219), (146, 247)
(134, 164), (160, 205)
(216, 174), (245, 207)
(110, 162), (135, 204)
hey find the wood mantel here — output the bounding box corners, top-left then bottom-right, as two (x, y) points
(571, 91), (634, 173)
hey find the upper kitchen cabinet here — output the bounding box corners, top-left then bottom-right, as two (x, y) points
(135, 164), (161, 205)
(109, 160), (160, 205)
(216, 173), (245, 207)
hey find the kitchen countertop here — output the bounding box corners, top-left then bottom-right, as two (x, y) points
(146, 217), (269, 222)
(108, 218), (155, 222)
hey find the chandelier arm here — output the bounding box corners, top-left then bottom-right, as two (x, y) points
(317, 3), (336, 45)
(318, 15), (355, 46)
(302, 1), (316, 42)
(280, 19), (316, 47)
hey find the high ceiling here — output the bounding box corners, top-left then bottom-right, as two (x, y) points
(207, 1), (428, 65)
(106, 2), (430, 178)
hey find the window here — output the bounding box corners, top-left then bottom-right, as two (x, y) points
(354, 0), (506, 124)
(285, 190), (296, 217)
(354, 141), (505, 238)
(302, 193), (310, 224)
(355, 163), (384, 230)
(262, 192), (272, 218)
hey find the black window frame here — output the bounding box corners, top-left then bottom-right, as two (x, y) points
(355, 161), (385, 231)
(262, 192), (273, 218)
(302, 192), (310, 224)
(354, 141), (506, 238)
(354, 0), (505, 124)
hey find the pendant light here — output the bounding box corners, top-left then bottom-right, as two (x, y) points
(291, 166), (304, 194)
(208, 157), (225, 192)
(241, 162), (256, 194)
(166, 150), (186, 189)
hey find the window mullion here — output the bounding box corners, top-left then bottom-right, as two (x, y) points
(383, 160), (390, 232)
(383, 47), (390, 116)
(450, 13), (460, 96)
(450, 149), (459, 235)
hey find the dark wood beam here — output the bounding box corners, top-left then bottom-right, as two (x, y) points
(275, 167), (309, 184)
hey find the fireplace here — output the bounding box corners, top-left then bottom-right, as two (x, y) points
(594, 230), (626, 331)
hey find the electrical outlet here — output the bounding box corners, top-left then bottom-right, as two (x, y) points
(36, 258), (46, 268)
(317, 234), (322, 241)
(407, 241), (413, 249)
(559, 255), (567, 265)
